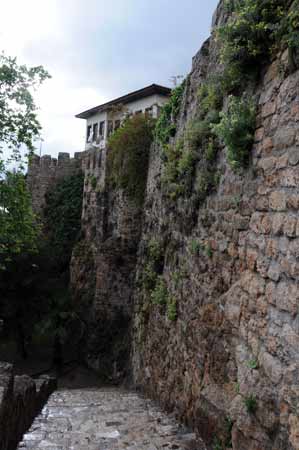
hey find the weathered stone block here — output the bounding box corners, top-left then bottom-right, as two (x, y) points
(259, 351), (283, 385)
(267, 262), (281, 282)
(284, 215), (297, 238)
(289, 147), (299, 166)
(272, 213), (285, 235)
(269, 191), (287, 211)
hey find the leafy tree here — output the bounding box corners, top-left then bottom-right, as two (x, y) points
(0, 53), (50, 154)
(0, 54), (50, 267)
(0, 172), (39, 268)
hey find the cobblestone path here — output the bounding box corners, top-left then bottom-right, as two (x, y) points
(18, 388), (206, 449)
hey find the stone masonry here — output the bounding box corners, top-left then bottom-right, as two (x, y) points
(131, 14), (299, 450)
(27, 152), (84, 213)
(18, 388), (205, 449)
(27, 1), (299, 448)
(0, 362), (56, 450)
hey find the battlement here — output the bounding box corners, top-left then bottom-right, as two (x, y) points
(27, 152), (84, 213)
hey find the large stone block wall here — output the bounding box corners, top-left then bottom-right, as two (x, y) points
(131, 30), (299, 450)
(0, 362), (56, 450)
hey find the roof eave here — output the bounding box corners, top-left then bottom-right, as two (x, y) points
(75, 83), (171, 120)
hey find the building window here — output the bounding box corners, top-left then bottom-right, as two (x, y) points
(114, 120), (120, 131)
(86, 125), (92, 143)
(99, 121), (105, 137)
(92, 123), (98, 142)
(108, 120), (114, 137)
(145, 106), (153, 117)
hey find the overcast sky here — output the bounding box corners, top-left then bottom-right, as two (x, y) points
(0, 0), (219, 158)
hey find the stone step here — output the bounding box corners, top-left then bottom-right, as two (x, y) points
(18, 388), (206, 450)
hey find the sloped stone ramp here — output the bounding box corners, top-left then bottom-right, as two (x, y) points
(18, 388), (206, 449)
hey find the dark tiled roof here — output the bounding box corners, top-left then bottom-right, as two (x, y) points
(76, 84), (171, 119)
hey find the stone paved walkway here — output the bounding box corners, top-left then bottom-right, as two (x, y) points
(18, 388), (206, 449)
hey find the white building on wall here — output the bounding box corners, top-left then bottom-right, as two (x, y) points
(76, 84), (171, 150)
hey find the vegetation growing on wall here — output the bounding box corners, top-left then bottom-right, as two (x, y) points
(107, 114), (155, 205)
(43, 172), (84, 271)
(213, 96), (256, 171)
(159, 77), (223, 200)
(140, 239), (178, 322)
(142, 238), (164, 292)
(155, 0), (299, 195)
(156, 81), (185, 146)
(219, 0), (299, 90)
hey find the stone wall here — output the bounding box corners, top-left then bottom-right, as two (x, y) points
(70, 145), (147, 380)
(0, 362), (56, 450)
(30, 1), (299, 446)
(130, 13), (299, 450)
(27, 152), (84, 213)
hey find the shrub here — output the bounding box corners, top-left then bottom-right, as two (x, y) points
(167, 296), (177, 321)
(247, 359), (259, 369)
(213, 96), (256, 171)
(198, 80), (223, 118)
(90, 175), (97, 190)
(244, 394), (257, 414)
(107, 114), (155, 205)
(151, 276), (168, 305)
(161, 140), (196, 199)
(142, 238), (164, 291)
(156, 81), (185, 145)
(205, 244), (213, 258)
(218, 0), (299, 89)
(189, 239), (202, 256)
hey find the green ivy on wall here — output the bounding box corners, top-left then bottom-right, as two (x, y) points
(107, 114), (155, 206)
(43, 172), (84, 269)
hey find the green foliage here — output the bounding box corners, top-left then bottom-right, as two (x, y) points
(90, 175), (97, 190)
(155, 81), (185, 145)
(161, 139), (196, 199)
(218, 0), (299, 90)
(195, 170), (220, 201)
(0, 53), (50, 153)
(189, 239), (203, 256)
(198, 80), (223, 117)
(43, 173), (84, 270)
(162, 75), (224, 201)
(0, 53), (48, 269)
(213, 96), (256, 171)
(247, 359), (259, 369)
(213, 437), (224, 450)
(167, 296), (177, 321)
(142, 238), (164, 291)
(244, 394), (258, 414)
(151, 276), (168, 305)
(225, 416), (233, 448)
(148, 238), (163, 261)
(107, 114), (155, 205)
(205, 244), (213, 258)
(282, 1), (299, 51)
(0, 172), (39, 269)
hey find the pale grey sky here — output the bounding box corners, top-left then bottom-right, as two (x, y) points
(0, 0), (219, 157)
